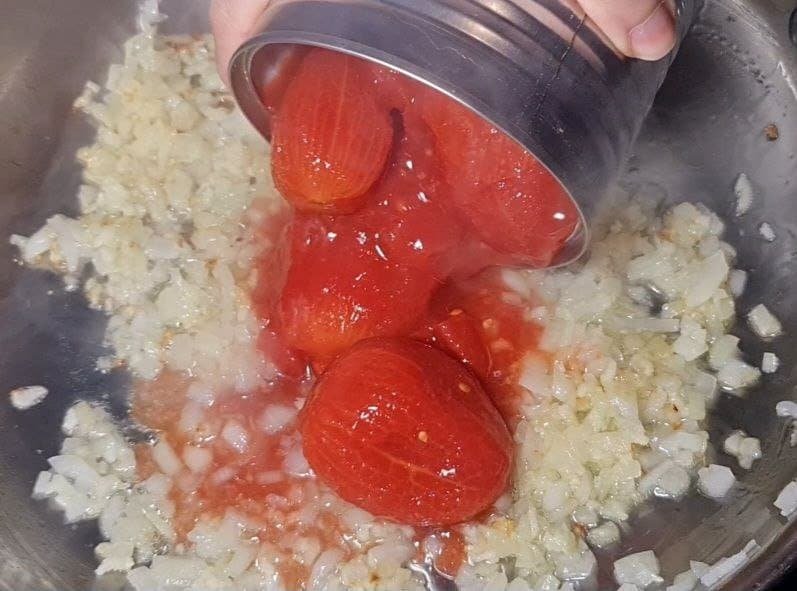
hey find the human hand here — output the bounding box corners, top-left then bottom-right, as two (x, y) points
(210, 0), (272, 85)
(211, 0), (677, 84)
(576, 0), (677, 61)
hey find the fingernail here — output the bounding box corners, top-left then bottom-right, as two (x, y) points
(629, 2), (676, 61)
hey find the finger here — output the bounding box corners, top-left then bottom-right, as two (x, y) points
(210, 0), (271, 84)
(577, 0), (677, 61)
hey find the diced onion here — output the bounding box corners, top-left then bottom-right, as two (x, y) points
(776, 401), (797, 418)
(284, 446), (312, 477)
(774, 481), (797, 517)
(723, 431), (761, 470)
(709, 335), (741, 371)
(728, 269), (747, 298)
(638, 460), (691, 500)
(697, 464), (736, 498)
(152, 440), (182, 476)
(717, 360), (760, 392)
(672, 319), (707, 362)
(182, 446), (212, 473)
(308, 549), (344, 590)
(747, 304), (783, 338)
(586, 522), (620, 548)
(610, 317), (680, 334)
(733, 173), (754, 216)
(666, 569), (697, 591)
(761, 352), (780, 374)
(699, 540), (759, 588)
(759, 222), (776, 242)
(257, 404), (298, 435)
(221, 421), (249, 453)
(684, 251), (729, 307)
(518, 355), (551, 397)
(613, 550), (663, 588)
(9, 385), (49, 410)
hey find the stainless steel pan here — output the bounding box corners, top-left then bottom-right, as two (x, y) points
(0, 1), (795, 589)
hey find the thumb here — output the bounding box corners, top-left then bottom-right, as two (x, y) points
(210, 0), (272, 85)
(577, 0), (677, 61)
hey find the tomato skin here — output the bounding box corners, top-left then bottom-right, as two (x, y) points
(276, 214), (437, 362)
(352, 115), (462, 274)
(431, 311), (492, 379)
(300, 338), (512, 526)
(271, 48), (394, 214)
(254, 45), (310, 116)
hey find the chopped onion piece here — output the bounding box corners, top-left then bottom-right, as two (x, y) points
(152, 439), (182, 476)
(518, 355), (551, 397)
(672, 318), (708, 361)
(506, 578), (532, 591)
(638, 460), (691, 499)
(95, 541), (135, 575)
(178, 402), (204, 434)
(182, 446), (212, 473)
(776, 401), (797, 418)
(690, 370), (718, 400)
(210, 466), (235, 485)
(723, 431), (761, 470)
(684, 251), (729, 307)
(733, 173), (754, 216)
(759, 222), (776, 242)
(308, 549), (344, 590)
(555, 548), (597, 581)
(284, 446), (312, 477)
(9, 385), (49, 410)
(717, 359), (760, 391)
(728, 269), (747, 298)
(610, 317), (681, 334)
(761, 352), (780, 374)
(613, 550), (663, 588)
(699, 540), (759, 588)
(722, 431), (745, 456)
(708, 334), (741, 371)
(774, 481), (797, 517)
(737, 437), (762, 469)
(572, 506), (599, 527)
(221, 421), (249, 453)
(747, 304), (783, 338)
(586, 521), (620, 548)
(256, 471), (283, 485)
(257, 404), (298, 435)
(690, 561), (709, 578)
(666, 568), (697, 591)
(775, 402), (797, 446)
(697, 464), (736, 499)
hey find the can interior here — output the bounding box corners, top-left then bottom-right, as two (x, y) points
(231, 41), (589, 268)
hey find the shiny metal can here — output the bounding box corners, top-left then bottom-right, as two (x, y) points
(229, 0), (701, 266)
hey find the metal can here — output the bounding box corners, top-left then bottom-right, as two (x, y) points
(229, 0), (701, 266)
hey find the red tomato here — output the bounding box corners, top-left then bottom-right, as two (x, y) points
(254, 45), (310, 116)
(276, 214), (438, 362)
(300, 338), (512, 526)
(352, 114), (462, 273)
(271, 48), (394, 213)
(368, 64), (415, 111)
(428, 272), (544, 426)
(431, 310), (492, 379)
(419, 91), (580, 267)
